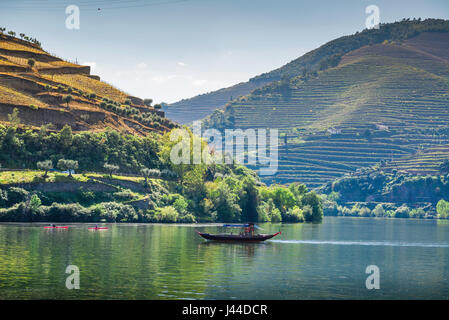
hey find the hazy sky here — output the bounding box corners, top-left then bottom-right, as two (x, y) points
(1, 0), (449, 103)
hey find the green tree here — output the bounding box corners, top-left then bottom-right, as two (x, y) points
(59, 125), (73, 148)
(272, 186), (296, 213)
(159, 127), (207, 182)
(209, 181), (241, 222)
(37, 160), (53, 178)
(239, 176), (259, 222)
(394, 205), (410, 218)
(301, 192), (323, 222)
(27, 58), (35, 70)
(29, 194), (42, 214)
(7, 108), (20, 126)
(270, 208), (282, 222)
(62, 94), (73, 108)
(173, 196), (189, 215)
(182, 165), (206, 201)
(57, 159), (78, 177)
(372, 204), (385, 217)
(141, 168), (151, 186)
(437, 200), (449, 219)
(104, 163), (119, 178)
(154, 206), (179, 222)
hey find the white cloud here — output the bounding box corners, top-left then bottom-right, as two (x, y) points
(177, 62), (186, 67)
(192, 79), (207, 86)
(137, 62), (148, 69)
(151, 74), (179, 84)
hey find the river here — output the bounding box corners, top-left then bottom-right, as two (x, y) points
(1, 217), (449, 299)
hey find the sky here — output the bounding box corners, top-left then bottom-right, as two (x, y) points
(1, 0), (449, 103)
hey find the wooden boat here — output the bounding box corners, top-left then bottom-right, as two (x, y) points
(196, 223), (281, 242)
(196, 231), (281, 242)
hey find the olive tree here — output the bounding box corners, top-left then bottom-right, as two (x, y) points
(62, 95), (73, 108)
(57, 159), (78, 177)
(104, 163), (119, 178)
(37, 160), (53, 178)
(27, 58), (35, 70)
(141, 168), (151, 185)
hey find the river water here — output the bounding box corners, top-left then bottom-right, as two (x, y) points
(1, 217), (448, 299)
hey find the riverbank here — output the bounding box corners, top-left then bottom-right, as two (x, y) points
(0, 169), (323, 223)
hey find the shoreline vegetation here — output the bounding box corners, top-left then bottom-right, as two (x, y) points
(0, 121), (323, 224)
(320, 171), (449, 219)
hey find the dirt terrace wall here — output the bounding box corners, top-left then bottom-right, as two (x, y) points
(0, 73), (43, 94)
(4, 181), (118, 193)
(0, 65), (27, 72)
(0, 103), (77, 129)
(0, 48), (61, 62)
(88, 176), (146, 193)
(39, 65), (90, 75)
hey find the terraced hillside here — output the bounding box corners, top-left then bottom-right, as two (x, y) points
(167, 19), (449, 124)
(372, 143), (449, 176)
(0, 32), (174, 135)
(206, 30), (449, 188)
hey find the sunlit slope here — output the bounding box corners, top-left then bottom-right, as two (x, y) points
(0, 33), (173, 135)
(226, 32), (449, 187)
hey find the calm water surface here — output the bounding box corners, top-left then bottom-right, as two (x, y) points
(1, 217), (449, 299)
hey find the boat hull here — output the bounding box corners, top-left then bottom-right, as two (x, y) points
(196, 231), (281, 242)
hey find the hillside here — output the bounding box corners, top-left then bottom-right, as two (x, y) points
(0, 32), (174, 135)
(166, 19), (449, 124)
(202, 22), (449, 188)
(317, 143), (449, 217)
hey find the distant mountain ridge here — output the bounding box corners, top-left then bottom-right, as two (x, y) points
(165, 18), (449, 124)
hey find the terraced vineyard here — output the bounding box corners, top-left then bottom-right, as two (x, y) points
(207, 31), (449, 188)
(168, 19), (449, 125)
(0, 33), (173, 135)
(375, 144), (449, 175)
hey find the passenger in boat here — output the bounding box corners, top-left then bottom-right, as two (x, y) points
(244, 223), (254, 236)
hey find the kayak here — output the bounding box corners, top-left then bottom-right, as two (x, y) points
(44, 226), (69, 229)
(88, 227), (108, 230)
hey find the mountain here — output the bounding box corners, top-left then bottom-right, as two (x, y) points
(199, 19), (449, 188)
(165, 18), (449, 124)
(0, 32), (175, 135)
(163, 81), (264, 124)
